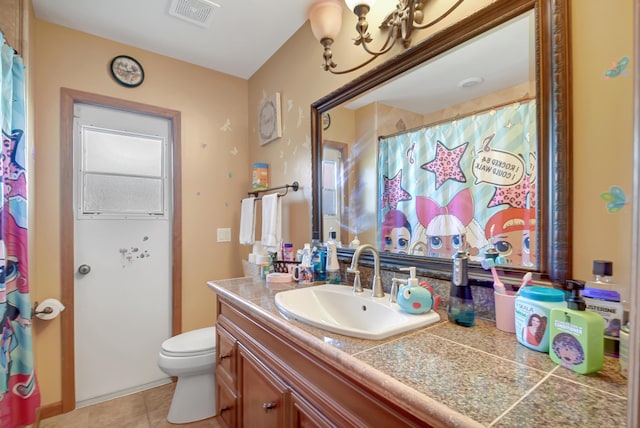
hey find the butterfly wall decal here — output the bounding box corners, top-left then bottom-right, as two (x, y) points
(604, 56), (630, 78)
(600, 185), (628, 213)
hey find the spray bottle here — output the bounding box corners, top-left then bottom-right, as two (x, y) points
(448, 251), (475, 327)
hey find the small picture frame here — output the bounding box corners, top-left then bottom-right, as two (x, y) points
(258, 93), (282, 146)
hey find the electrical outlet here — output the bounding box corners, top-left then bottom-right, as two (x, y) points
(217, 228), (231, 242)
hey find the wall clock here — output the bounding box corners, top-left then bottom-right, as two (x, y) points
(110, 55), (144, 88)
(322, 113), (331, 130)
(258, 92), (282, 145)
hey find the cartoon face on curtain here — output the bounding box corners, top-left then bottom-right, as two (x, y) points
(379, 100), (537, 267)
(0, 34), (40, 427)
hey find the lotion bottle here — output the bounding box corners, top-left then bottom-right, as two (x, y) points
(549, 279), (605, 374)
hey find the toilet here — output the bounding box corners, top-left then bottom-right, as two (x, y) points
(157, 326), (217, 424)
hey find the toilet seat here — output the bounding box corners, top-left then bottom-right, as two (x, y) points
(161, 326), (216, 357)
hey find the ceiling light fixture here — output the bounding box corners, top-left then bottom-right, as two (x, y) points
(458, 76), (484, 88)
(308, 0), (465, 74)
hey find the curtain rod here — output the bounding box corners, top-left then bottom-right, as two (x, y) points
(379, 96), (535, 141)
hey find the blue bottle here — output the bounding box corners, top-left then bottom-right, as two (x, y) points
(311, 244), (326, 282)
(448, 251), (476, 327)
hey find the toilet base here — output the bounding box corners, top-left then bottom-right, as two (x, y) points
(167, 372), (217, 424)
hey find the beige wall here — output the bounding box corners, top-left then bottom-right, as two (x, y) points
(571, 1), (634, 302)
(32, 21), (249, 404)
(17, 0), (635, 412)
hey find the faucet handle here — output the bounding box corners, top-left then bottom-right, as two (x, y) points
(349, 269), (363, 293)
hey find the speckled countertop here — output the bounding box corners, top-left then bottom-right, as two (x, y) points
(208, 277), (628, 427)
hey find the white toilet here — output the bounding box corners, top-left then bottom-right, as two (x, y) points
(157, 326), (217, 424)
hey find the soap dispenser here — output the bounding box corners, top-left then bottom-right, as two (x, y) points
(448, 251), (475, 327)
(549, 279), (605, 374)
(325, 240), (341, 284)
(396, 267), (436, 314)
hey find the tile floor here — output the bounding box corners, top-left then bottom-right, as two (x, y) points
(38, 382), (222, 428)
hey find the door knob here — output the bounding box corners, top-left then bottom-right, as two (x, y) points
(78, 264), (91, 275)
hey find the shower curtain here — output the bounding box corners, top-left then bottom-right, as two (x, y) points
(0, 32), (40, 427)
(378, 100), (537, 264)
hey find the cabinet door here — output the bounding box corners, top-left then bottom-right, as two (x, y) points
(239, 345), (289, 428)
(292, 392), (335, 428)
(217, 326), (237, 386)
(217, 377), (237, 428)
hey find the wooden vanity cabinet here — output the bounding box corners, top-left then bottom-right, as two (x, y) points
(215, 295), (435, 428)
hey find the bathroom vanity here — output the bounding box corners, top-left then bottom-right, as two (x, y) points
(209, 278), (627, 427)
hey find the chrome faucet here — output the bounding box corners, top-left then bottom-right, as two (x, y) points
(347, 244), (385, 298)
(390, 277), (407, 303)
(409, 240), (428, 255)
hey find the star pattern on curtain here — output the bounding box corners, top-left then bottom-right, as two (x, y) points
(382, 169), (412, 210)
(421, 140), (469, 189)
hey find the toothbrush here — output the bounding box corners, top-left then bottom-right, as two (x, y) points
(481, 258), (506, 294)
(515, 272), (533, 296)
(482, 224), (506, 294)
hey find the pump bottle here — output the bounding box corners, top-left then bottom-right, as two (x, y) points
(447, 251), (475, 327)
(549, 279), (604, 374)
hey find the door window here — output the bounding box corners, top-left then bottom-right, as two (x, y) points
(79, 126), (166, 217)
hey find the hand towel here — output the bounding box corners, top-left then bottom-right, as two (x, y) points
(261, 193), (281, 252)
(239, 197), (256, 245)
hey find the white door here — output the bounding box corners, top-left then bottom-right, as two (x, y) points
(322, 147), (343, 243)
(73, 103), (172, 407)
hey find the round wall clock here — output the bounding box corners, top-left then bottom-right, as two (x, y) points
(110, 55), (144, 87)
(322, 113), (331, 130)
(258, 93), (282, 145)
(260, 100), (277, 139)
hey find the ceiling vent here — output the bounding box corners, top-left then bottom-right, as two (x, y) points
(168, 0), (220, 28)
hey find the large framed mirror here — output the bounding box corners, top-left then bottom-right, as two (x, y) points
(311, 0), (571, 284)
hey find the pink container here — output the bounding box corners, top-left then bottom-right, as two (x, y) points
(494, 291), (516, 333)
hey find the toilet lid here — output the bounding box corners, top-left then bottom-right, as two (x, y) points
(161, 326), (216, 357)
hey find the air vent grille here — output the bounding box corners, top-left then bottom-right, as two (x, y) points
(168, 0), (220, 27)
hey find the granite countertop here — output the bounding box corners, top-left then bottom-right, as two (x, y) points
(208, 277), (628, 428)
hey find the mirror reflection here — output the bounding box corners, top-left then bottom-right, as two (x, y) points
(320, 11), (537, 269)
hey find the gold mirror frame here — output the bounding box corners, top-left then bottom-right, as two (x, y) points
(311, 0), (571, 284)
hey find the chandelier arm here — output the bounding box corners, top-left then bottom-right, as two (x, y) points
(412, 0), (465, 30)
(328, 53), (381, 75)
(360, 23), (398, 57)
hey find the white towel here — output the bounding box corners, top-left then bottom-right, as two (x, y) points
(239, 197), (256, 245)
(261, 193), (281, 252)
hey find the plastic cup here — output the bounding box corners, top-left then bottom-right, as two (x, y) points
(494, 291), (516, 333)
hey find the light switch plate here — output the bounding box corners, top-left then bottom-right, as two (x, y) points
(217, 228), (231, 242)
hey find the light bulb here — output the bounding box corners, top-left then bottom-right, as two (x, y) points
(308, 0), (344, 41)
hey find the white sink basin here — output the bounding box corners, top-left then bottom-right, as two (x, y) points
(274, 284), (440, 340)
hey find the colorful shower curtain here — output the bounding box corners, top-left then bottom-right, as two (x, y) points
(378, 100), (537, 266)
(0, 32), (40, 427)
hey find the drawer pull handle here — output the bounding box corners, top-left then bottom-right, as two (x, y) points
(263, 402), (277, 412)
(220, 405), (232, 412)
(220, 352), (232, 360)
